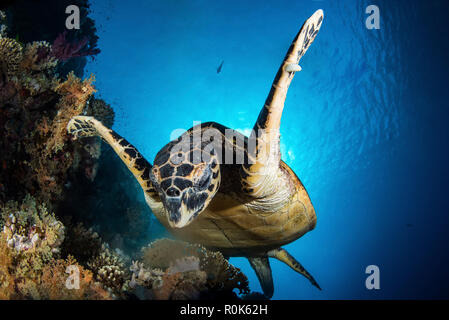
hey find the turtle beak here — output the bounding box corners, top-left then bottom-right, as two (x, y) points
(164, 197), (183, 228)
(164, 196), (199, 228)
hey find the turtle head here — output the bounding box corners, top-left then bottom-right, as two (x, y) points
(150, 136), (221, 228)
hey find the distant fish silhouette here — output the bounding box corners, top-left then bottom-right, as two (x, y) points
(216, 60), (224, 74)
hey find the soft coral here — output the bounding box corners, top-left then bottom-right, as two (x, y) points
(51, 31), (100, 61)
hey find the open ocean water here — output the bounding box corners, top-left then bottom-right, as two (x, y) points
(84, 0), (449, 299)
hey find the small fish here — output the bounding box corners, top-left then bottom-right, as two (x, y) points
(216, 60), (224, 74)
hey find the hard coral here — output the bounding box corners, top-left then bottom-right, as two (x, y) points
(0, 197), (112, 299)
(0, 37), (23, 80)
(129, 259), (208, 300)
(60, 221), (130, 297)
(1, 194), (65, 255)
(87, 243), (130, 296)
(130, 238), (250, 300)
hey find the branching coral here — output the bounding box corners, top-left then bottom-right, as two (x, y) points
(129, 238), (250, 300)
(60, 221), (130, 297)
(0, 37), (23, 80)
(87, 243), (130, 296)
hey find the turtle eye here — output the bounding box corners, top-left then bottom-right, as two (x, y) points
(195, 166), (211, 190)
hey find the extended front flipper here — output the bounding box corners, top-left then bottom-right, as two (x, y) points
(67, 116), (157, 199)
(242, 10), (324, 196)
(268, 247), (321, 290)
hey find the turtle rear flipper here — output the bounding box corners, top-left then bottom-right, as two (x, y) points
(248, 256), (274, 298)
(67, 116), (156, 199)
(268, 247), (321, 290)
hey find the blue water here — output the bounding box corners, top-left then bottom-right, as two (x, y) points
(85, 0), (449, 299)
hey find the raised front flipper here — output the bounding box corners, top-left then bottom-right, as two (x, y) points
(242, 10), (324, 197)
(67, 116), (158, 201)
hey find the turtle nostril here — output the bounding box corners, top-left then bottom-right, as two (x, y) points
(166, 187), (180, 197)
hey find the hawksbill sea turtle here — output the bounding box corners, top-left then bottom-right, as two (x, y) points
(67, 10), (324, 298)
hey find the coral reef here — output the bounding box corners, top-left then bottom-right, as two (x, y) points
(0, 35), (96, 206)
(129, 258), (208, 300)
(1, 194), (65, 254)
(0, 2), (255, 301)
(87, 243), (130, 296)
(61, 220), (130, 298)
(129, 239), (250, 300)
(0, 37), (22, 79)
(0, 196), (112, 299)
(0, 7), (127, 299)
(47, 72), (96, 154)
(38, 256), (112, 300)
(4, 0), (100, 78)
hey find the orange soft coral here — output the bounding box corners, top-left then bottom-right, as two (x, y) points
(46, 72), (96, 154)
(39, 256), (112, 300)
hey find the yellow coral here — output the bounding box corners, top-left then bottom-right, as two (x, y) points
(45, 72), (96, 154)
(20, 41), (58, 72)
(0, 234), (15, 299)
(0, 197), (112, 300)
(87, 243), (129, 295)
(0, 37), (23, 80)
